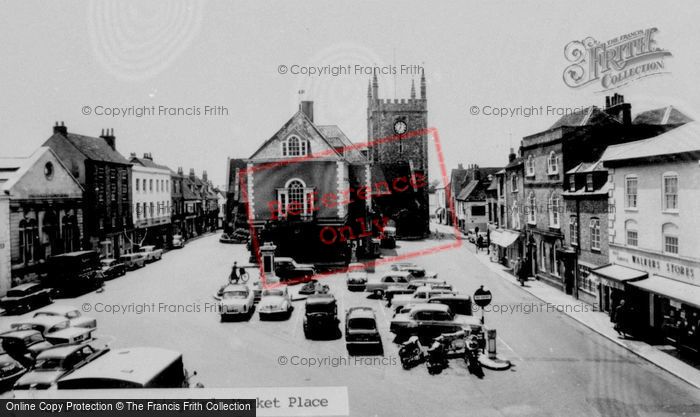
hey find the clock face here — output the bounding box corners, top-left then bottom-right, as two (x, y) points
(394, 120), (407, 134)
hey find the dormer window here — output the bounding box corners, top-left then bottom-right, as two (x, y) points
(282, 135), (310, 157)
(585, 174), (593, 191)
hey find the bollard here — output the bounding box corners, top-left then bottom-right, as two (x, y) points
(487, 328), (497, 359)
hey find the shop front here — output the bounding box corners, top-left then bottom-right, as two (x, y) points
(489, 228), (522, 268)
(590, 264), (647, 314)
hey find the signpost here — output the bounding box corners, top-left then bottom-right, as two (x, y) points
(473, 285), (492, 325)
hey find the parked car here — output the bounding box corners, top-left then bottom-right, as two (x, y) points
(274, 258), (315, 282)
(0, 330), (54, 365)
(427, 294), (473, 316)
(219, 233), (245, 244)
(346, 263), (368, 291)
(365, 271), (412, 299)
(380, 226), (396, 249)
(56, 347), (197, 389)
(251, 276), (281, 302)
(216, 284), (255, 321)
(138, 245), (163, 263)
(345, 307), (382, 354)
(303, 294), (339, 339)
(171, 234), (185, 249)
(390, 286), (456, 311)
(385, 280), (451, 302)
(11, 316), (71, 336)
(99, 258), (126, 280)
(390, 263), (438, 279)
(43, 327), (95, 346)
(33, 305), (97, 329)
(13, 343), (109, 390)
(390, 304), (482, 340)
(0, 346), (27, 392)
(44, 251), (103, 296)
(299, 279), (330, 296)
(0, 283), (53, 315)
(119, 253), (146, 270)
(258, 286), (293, 320)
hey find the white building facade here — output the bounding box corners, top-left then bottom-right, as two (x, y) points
(130, 153), (172, 248)
(600, 122), (700, 347)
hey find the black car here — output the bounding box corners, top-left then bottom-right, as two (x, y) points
(99, 258), (126, 280)
(0, 283), (52, 315)
(275, 258), (316, 283)
(345, 307), (382, 355)
(427, 294), (473, 316)
(0, 347), (27, 392)
(44, 251), (103, 296)
(303, 294), (340, 339)
(0, 329), (53, 369)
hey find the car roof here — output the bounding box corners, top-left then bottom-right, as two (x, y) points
(8, 283), (40, 291)
(223, 284), (248, 292)
(275, 257), (294, 262)
(0, 329), (42, 338)
(35, 305), (79, 315)
(430, 294), (470, 301)
(58, 347), (181, 386)
(381, 271), (412, 278)
(347, 307), (375, 319)
(411, 303), (451, 313)
(306, 294), (336, 304)
(14, 316), (68, 327)
(36, 343), (87, 359)
(348, 263), (365, 268)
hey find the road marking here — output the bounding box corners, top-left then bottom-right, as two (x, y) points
(498, 336), (524, 362)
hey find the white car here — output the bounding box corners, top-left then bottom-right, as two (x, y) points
(138, 245), (163, 262)
(217, 284), (255, 321)
(171, 235), (185, 249)
(11, 316), (70, 336)
(365, 271), (412, 299)
(258, 286), (293, 320)
(390, 286), (456, 311)
(389, 263), (438, 279)
(346, 263), (368, 291)
(32, 305), (97, 329)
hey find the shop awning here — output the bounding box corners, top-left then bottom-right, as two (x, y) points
(491, 230), (520, 248)
(591, 264), (647, 290)
(629, 275), (700, 309)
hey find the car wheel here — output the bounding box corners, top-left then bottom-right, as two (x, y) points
(374, 290), (384, 299)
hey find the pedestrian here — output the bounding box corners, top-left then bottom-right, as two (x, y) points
(517, 258), (528, 286)
(229, 261), (239, 284)
(613, 299), (628, 337)
(476, 235), (484, 252)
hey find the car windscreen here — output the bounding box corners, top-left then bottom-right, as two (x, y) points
(34, 357), (65, 371)
(222, 291), (247, 299)
(348, 317), (376, 330)
(262, 289), (284, 297)
(5, 289), (26, 297)
(306, 303), (334, 314)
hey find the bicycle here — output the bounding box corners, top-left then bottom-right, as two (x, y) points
(230, 268), (249, 284)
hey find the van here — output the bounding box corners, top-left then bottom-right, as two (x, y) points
(44, 251), (102, 295)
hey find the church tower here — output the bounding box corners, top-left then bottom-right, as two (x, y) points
(367, 71), (429, 238)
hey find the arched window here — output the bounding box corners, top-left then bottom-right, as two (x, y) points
(548, 192), (560, 228)
(590, 217), (601, 251)
(282, 135), (309, 157)
(547, 151), (559, 175)
(527, 192), (536, 224)
(526, 155), (535, 177)
(625, 219), (638, 247)
(511, 173), (518, 192)
(277, 178), (313, 218)
(662, 223), (679, 255)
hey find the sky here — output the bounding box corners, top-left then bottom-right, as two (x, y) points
(1, 0), (700, 188)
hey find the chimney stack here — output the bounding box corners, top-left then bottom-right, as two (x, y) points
(458, 163), (464, 170)
(604, 93), (631, 125)
(130, 152), (136, 158)
(189, 168), (195, 179)
(300, 101), (314, 122)
(100, 128), (116, 150)
(177, 167), (183, 175)
(143, 152), (153, 160)
(53, 121), (67, 136)
(508, 147), (516, 163)
(202, 170), (208, 182)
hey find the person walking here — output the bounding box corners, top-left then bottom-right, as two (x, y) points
(613, 299), (628, 337)
(517, 257), (528, 286)
(229, 261), (240, 284)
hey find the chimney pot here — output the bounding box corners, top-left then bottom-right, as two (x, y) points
(53, 121), (67, 136)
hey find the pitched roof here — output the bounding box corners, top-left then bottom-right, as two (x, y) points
(505, 157), (523, 169)
(456, 180), (479, 200)
(602, 122), (700, 163)
(633, 106), (693, 125)
(549, 106), (621, 130)
(449, 168), (467, 196)
(566, 160), (606, 174)
(45, 132), (130, 164)
(316, 125), (367, 163)
(130, 156), (171, 171)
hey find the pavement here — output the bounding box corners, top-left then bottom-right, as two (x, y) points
(2, 229), (700, 416)
(435, 222), (700, 390)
